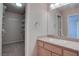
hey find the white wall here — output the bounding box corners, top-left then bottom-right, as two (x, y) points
(0, 3), (3, 56)
(47, 9), (62, 36)
(25, 3), (48, 56)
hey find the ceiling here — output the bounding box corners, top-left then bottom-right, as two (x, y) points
(54, 3), (79, 11)
(4, 3), (25, 14)
(48, 3), (79, 11)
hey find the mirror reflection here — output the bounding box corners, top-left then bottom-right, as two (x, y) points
(48, 3), (79, 41)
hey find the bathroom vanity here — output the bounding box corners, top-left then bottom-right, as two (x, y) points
(37, 37), (79, 56)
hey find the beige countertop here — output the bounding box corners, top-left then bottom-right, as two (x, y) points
(38, 37), (79, 51)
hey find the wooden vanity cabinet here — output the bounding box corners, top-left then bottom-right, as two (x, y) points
(63, 49), (78, 56)
(78, 52), (79, 56)
(52, 53), (59, 56)
(37, 40), (61, 56)
(44, 42), (62, 55)
(37, 40), (51, 56)
(38, 47), (51, 56)
(37, 40), (78, 56)
(37, 40), (44, 47)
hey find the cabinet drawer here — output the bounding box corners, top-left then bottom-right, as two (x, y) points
(38, 47), (51, 56)
(44, 43), (62, 55)
(52, 53), (59, 56)
(37, 40), (44, 47)
(63, 49), (77, 56)
(78, 52), (79, 56)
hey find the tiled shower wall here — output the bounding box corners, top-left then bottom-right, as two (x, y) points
(2, 10), (25, 56)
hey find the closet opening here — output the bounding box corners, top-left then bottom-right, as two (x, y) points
(2, 3), (25, 56)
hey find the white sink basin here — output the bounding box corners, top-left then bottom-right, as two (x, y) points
(48, 38), (68, 44)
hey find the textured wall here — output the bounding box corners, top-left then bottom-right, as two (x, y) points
(47, 9), (62, 36)
(25, 3), (48, 56)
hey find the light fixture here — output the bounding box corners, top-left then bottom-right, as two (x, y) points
(50, 3), (55, 9)
(16, 3), (22, 7)
(50, 3), (69, 10)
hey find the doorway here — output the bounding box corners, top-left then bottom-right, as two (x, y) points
(2, 3), (25, 56)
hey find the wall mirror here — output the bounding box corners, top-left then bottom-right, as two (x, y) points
(47, 3), (79, 41)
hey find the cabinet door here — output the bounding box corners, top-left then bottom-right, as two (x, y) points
(38, 47), (51, 56)
(63, 49), (77, 56)
(78, 52), (79, 56)
(37, 40), (44, 47)
(44, 43), (62, 55)
(52, 53), (59, 56)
